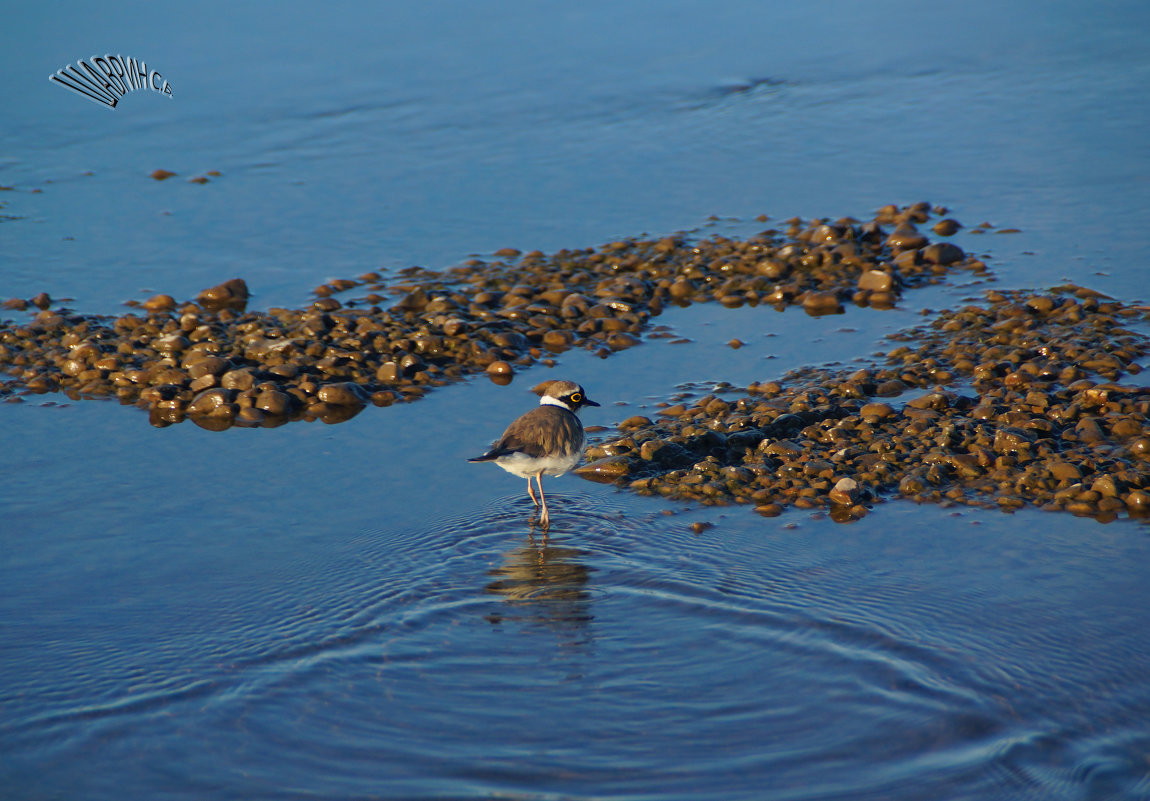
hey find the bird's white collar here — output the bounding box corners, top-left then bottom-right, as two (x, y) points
(540, 395), (574, 412)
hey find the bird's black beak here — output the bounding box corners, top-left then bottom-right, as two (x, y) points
(584, 397), (601, 407)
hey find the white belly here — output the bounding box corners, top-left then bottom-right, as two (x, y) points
(494, 447), (583, 479)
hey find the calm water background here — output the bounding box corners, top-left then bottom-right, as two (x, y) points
(3, 2), (1150, 799)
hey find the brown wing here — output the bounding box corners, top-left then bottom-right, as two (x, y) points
(490, 405), (584, 459)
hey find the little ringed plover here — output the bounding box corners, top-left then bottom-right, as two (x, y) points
(468, 379), (600, 527)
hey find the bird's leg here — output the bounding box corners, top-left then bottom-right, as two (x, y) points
(526, 478), (539, 507)
(536, 473), (550, 527)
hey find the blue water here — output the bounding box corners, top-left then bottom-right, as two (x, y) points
(3, 1), (1150, 799)
(4, 1), (1149, 310)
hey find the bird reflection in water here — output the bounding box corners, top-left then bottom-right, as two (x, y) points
(484, 527), (594, 631)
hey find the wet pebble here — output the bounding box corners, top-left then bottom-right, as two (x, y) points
(196, 278), (249, 311)
(144, 294), (177, 312)
(828, 477), (861, 506)
(922, 242), (964, 265)
(575, 456), (633, 483)
(801, 292), (843, 316)
(932, 219), (962, 236)
(255, 388), (293, 415)
(885, 223), (928, 250)
(857, 270), (895, 293)
(188, 388), (235, 416)
(318, 382), (369, 406)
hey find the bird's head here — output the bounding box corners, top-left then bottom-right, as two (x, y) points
(534, 379), (600, 414)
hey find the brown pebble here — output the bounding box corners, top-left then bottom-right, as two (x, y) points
(859, 402), (895, 420)
(1125, 490), (1150, 514)
(542, 330), (574, 349)
(1091, 476), (1120, 498)
(1076, 417), (1105, 443)
(857, 270), (895, 293)
(221, 368), (256, 391)
(801, 292), (844, 316)
(828, 477), (860, 506)
(376, 362), (400, 383)
(188, 357), (229, 379)
(669, 279), (695, 301)
(1110, 418), (1142, 439)
(255, 389), (292, 415)
(932, 219), (962, 236)
(574, 456), (633, 483)
(921, 242), (965, 265)
(640, 439), (689, 465)
(1047, 461), (1082, 482)
(151, 169), (177, 180)
(143, 294), (176, 312)
(1129, 438), (1150, 458)
(318, 382), (368, 406)
(885, 223), (928, 250)
(487, 360), (513, 376)
(269, 364), (298, 380)
(196, 278), (249, 311)
(187, 388), (235, 416)
(1025, 295), (1055, 314)
(899, 473), (927, 496)
(33, 310), (64, 330)
(606, 332), (642, 350)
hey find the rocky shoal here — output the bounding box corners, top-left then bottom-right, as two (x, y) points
(575, 287), (1150, 522)
(0, 202), (981, 429)
(4, 201), (1147, 521)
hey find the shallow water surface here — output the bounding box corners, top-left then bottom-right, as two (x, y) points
(4, 1), (1150, 799)
(3, 2), (1150, 309)
(6, 473), (1150, 799)
(4, 380), (1150, 800)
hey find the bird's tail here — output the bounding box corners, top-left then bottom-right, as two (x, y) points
(468, 447), (512, 462)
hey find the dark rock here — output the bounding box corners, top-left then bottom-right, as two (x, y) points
(575, 456), (634, 483)
(197, 278), (249, 311)
(922, 242), (964, 265)
(318, 382), (369, 406)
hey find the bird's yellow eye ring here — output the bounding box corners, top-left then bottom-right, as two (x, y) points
(570, 393), (582, 403)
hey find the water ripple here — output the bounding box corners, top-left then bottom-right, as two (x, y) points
(6, 491), (1150, 800)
